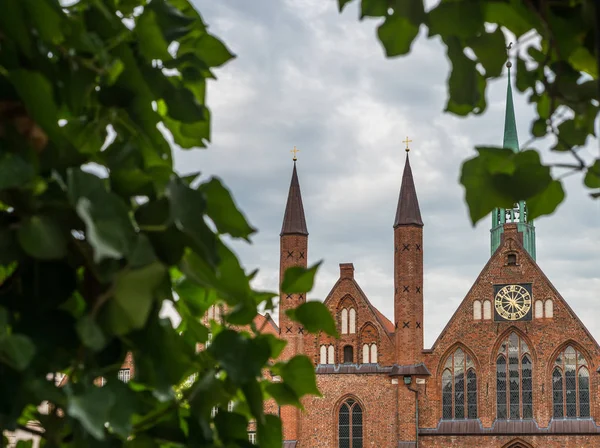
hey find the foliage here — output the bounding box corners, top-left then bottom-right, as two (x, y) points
(338, 0), (600, 223)
(0, 0), (330, 446)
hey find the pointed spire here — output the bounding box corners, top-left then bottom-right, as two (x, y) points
(503, 61), (519, 153)
(394, 154), (423, 227)
(281, 162), (308, 236)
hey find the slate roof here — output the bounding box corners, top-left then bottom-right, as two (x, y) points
(315, 363), (431, 376)
(282, 441), (297, 447)
(419, 419), (600, 435)
(280, 162), (308, 236)
(394, 154), (423, 227)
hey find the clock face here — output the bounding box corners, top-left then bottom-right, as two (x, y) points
(493, 283), (532, 322)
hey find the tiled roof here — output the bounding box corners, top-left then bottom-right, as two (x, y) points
(419, 419), (600, 435)
(254, 312), (278, 334)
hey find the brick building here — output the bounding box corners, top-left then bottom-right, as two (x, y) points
(270, 67), (600, 447)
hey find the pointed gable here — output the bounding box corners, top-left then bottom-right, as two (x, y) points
(394, 154), (423, 227)
(280, 162), (308, 236)
(429, 224), (600, 354)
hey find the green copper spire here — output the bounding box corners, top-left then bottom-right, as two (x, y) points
(490, 61), (537, 260)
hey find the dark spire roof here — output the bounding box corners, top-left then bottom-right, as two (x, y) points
(280, 162), (308, 236)
(394, 154), (423, 227)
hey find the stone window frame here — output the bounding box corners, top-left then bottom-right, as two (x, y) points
(336, 396), (364, 448)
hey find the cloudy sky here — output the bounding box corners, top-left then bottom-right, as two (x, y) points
(178, 0), (600, 347)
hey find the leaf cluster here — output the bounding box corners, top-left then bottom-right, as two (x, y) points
(338, 0), (600, 223)
(0, 1), (334, 446)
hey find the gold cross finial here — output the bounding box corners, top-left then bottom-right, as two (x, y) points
(290, 146), (300, 161)
(402, 136), (412, 152)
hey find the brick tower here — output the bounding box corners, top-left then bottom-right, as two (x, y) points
(279, 158), (308, 442)
(393, 151), (424, 365)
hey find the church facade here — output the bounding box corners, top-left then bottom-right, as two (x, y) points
(274, 73), (600, 448)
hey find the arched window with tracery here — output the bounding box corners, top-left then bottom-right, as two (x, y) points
(441, 348), (477, 420)
(339, 398), (363, 448)
(496, 332), (533, 419)
(552, 346), (590, 418)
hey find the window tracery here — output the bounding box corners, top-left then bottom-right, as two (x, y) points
(339, 399), (362, 448)
(441, 348), (477, 420)
(496, 332), (532, 419)
(552, 346), (590, 418)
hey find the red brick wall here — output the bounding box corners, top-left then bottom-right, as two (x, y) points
(303, 266), (395, 368)
(420, 435), (600, 447)
(279, 234), (308, 440)
(418, 229), (600, 430)
(299, 374), (399, 447)
(394, 225), (424, 365)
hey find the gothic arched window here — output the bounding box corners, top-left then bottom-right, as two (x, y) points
(496, 332), (533, 419)
(441, 348), (477, 419)
(361, 344), (378, 364)
(552, 346), (590, 418)
(339, 398), (363, 448)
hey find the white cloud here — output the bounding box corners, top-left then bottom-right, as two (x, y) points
(187, 0), (600, 348)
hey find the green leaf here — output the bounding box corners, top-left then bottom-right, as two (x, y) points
(257, 414), (282, 448)
(0, 152), (35, 190)
(460, 148), (553, 224)
(76, 315), (107, 352)
(194, 33), (235, 68)
(445, 37), (485, 115)
(0, 334), (36, 370)
(16, 440), (33, 448)
(584, 160), (600, 189)
(215, 411), (249, 443)
(569, 47), (598, 78)
(285, 301), (337, 337)
(266, 382), (300, 407)
(526, 180), (565, 220)
(101, 262), (167, 336)
(136, 9), (171, 61)
(428, 1), (484, 39)
(0, 1), (33, 58)
(258, 333), (287, 359)
(167, 177), (219, 267)
(531, 118), (547, 138)
(68, 169), (137, 262)
(338, 0), (354, 12)
(361, 0), (387, 18)
(552, 119), (590, 150)
(275, 355), (321, 398)
(483, 2), (539, 38)
(200, 177), (256, 240)
(17, 215), (67, 260)
(281, 261), (321, 294)
(467, 28), (506, 78)
(209, 330), (271, 385)
(377, 14), (419, 57)
(67, 386), (115, 440)
(9, 70), (60, 141)
(22, 0), (64, 44)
